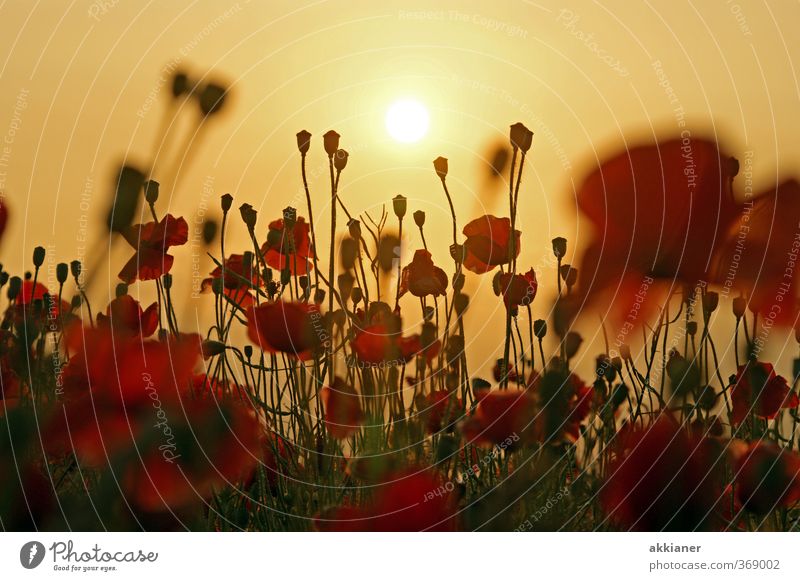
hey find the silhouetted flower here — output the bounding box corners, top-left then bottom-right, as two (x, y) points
(494, 268), (537, 309)
(731, 361), (799, 425)
(433, 156), (448, 178)
(323, 130), (340, 157)
(509, 122), (533, 152)
(296, 130), (312, 155)
(96, 295), (159, 337)
(462, 215), (520, 274)
(735, 442), (800, 513)
(399, 249), (448, 298)
(322, 377), (364, 439)
(119, 214), (189, 283)
(246, 301), (321, 359)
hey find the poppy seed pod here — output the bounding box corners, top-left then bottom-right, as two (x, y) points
(611, 383), (628, 409)
(452, 272), (465, 292)
(239, 203), (257, 231)
(340, 237), (358, 270)
(298, 276), (309, 290)
(552, 237), (567, 259)
(144, 179), (160, 205)
(687, 321), (698, 336)
(198, 82), (226, 117)
(115, 283), (127, 297)
(280, 267), (291, 286)
(220, 193), (233, 213)
(413, 210), (425, 228)
(283, 206), (297, 228)
(348, 219), (362, 240)
(564, 332), (583, 359)
(171, 71), (190, 99)
(211, 277), (225, 295)
(314, 288), (326, 305)
(423, 305), (435, 322)
(509, 122), (533, 153)
(351, 286), (363, 305)
(296, 130), (312, 155)
(338, 273), (355, 303)
(7, 276), (21, 301)
(107, 165), (144, 234)
(559, 264), (577, 288)
(32, 246), (45, 268)
(533, 319), (547, 339)
(433, 156), (448, 179)
(453, 292), (469, 316)
(733, 297), (746, 319)
(70, 260), (82, 280)
(244, 345), (253, 359)
(70, 294), (81, 309)
(162, 273), (172, 289)
(392, 195), (407, 219)
(323, 130), (340, 157)
(702, 292), (719, 315)
(56, 263), (69, 284)
(202, 340), (226, 358)
(620, 344), (631, 361)
(334, 149), (349, 171)
(202, 220), (218, 245)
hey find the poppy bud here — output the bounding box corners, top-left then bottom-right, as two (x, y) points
(70, 260), (82, 280)
(144, 179), (159, 204)
(162, 273), (172, 289)
(559, 264), (577, 288)
(392, 195), (407, 219)
(727, 156), (740, 178)
(611, 357), (623, 372)
(564, 331), (583, 359)
(449, 243), (465, 263)
(378, 235), (400, 273)
(423, 306), (435, 322)
(115, 283), (127, 297)
(314, 289), (326, 305)
(211, 277), (224, 295)
(687, 321), (698, 336)
(338, 273), (355, 303)
(280, 267), (291, 286)
(70, 294), (82, 310)
(221, 193), (233, 213)
(202, 219), (218, 245)
(7, 276), (21, 301)
(283, 206), (297, 228)
(533, 319), (547, 339)
(452, 272), (465, 292)
(340, 238), (358, 270)
(171, 70), (190, 98)
(433, 156), (448, 179)
(334, 149), (349, 171)
(620, 344), (631, 361)
(30, 247), (45, 268)
(702, 292), (719, 315)
(267, 281), (278, 296)
(262, 266), (273, 283)
(611, 383), (628, 409)
(239, 203), (257, 231)
(299, 276), (309, 290)
(551, 237), (567, 259)
(732, 297), (746, 319)
(351, 287), (363, 305)
(413, 210), (425, 228)
(244, 345), (253, 359)
(198, 82), (226, 117)
(454, 292), (469, 316)
(323, 130), (340, 157)
(56, 263), (69, 284)
(348, 219), (362, 240)
(107, 165), (145, 234)
(202, 340), (226, 358)
(509, 122), (533, 153)
(296, 130), (312, 155)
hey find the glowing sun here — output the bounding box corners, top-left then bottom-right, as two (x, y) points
(385, 99), (429, 143)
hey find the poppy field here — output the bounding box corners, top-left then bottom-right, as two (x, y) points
(1, 76), (800, 533)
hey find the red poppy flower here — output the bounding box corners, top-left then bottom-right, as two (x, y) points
(350, 324), (399, 364)
(201, 253), (261, 308)
(97, 295), (159, 337)
(495, 268), (537, 309)
(119, 214), (189, 283)
(600, 417), (725, 531)
(123, 398), (262, 512)
(416, 390), (461, 433)
(461, 389), (535, 447)
(731, 362), (799, 425)
(462, 215), (521, 274)
(714, 180), (800, 325)
(397, 334), (441, 363)
(322, 377), (364, 439)
(734, 442), (800, 514)
(316, 468), (457, 531)
(399, 249), (448, 298)
(246, 301), (322, 359)
(576, 138), (737, 325)
(261, 216), (314, 275)
(10, 281), (71, 327)
(16, 281), (48, 305)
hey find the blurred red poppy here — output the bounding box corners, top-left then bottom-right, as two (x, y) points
(462, 215), (521, 274)
(261, 216), (314, 275)
(322, 377), (364, 439)
(350, 324), (398, 364)
(97, 295), (159, 337)
(734, 442), (800, 514)
(416, 390), (461, 433)
(576, 138), (737, 324)
(119, 214), (189, 283)
(246, 301), (321, 359)
(527, 370), (593, 442)
(715, 180), (800, 325)
(461, 389), (535, 447)
(201, 253), (260, 308)
(731, 361), (799, 425)
(495, 268), (537, 309)
(399, 249), (448, 298)
(397, 334), (441, 363)
(600, 416), (725, 531)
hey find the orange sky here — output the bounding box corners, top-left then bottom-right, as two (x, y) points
(1, 0), (798, 376)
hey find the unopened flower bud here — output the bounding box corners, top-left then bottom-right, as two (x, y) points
(198, 82), (226, 117)
(296, 130), (312, 155)
(314, 289), (326, 305)
(551, 237), (567, 259)
(687, 321), (698, 336)
(351, 287), (363, 305)
(70, 260), (82, 280)
(453, 292), (469, 316)
(211, 277), (224, 295)
(32, 246), (45, 268)
(564, 331), (583, 359)
(144, 179), (159, 204)
(533, 319), (547, 339)
(702, 291), (719, 315)
(115, 283), (127, 297)
(509, 122), (533, 153)
(559, 264), (577, 288)
(221, 193), (233, 213)
(244, 345), (253, 359)
(340, 238), (358, 270)
(413, 210), (425, 228)
(202, 340), (226, 358)
(733, 297), (746, 319)
(56, 263), (69, 284)
(7, 276), (21, 301)
(162, 273), (172, 289)
(239, 203), (257, 231)
(348, 219), (362, 240)
(620, 344), (631, 360)
(70, 294), (82, 310)
(171, 71), (190, 99)
(338, 273), (355, 303)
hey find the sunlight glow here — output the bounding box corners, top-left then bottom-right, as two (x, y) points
(385, 99), (429, 143)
